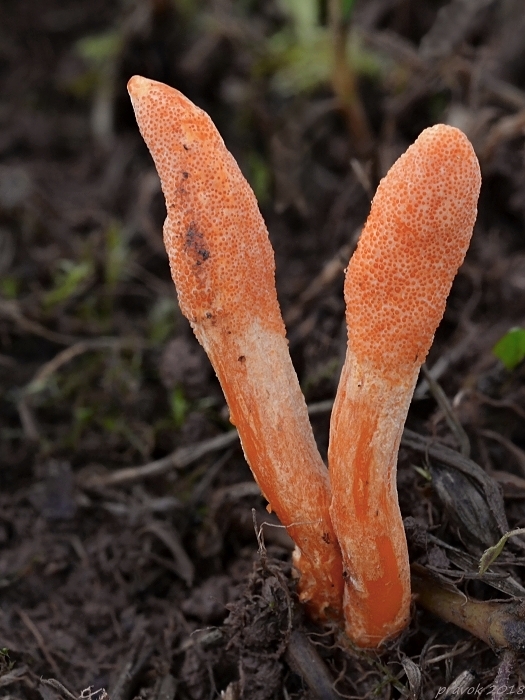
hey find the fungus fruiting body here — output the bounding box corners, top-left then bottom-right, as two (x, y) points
(128, 74), (482, 644)
(328, 125), (481, 647)
(127, 76), (344, 620)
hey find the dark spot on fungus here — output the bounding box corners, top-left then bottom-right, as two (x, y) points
(322, 532), (331, 544)
(238, 355), (246, 363)
(205, 312), (212, 319)
(182, 171), (189, 179)
(183, 144), (189, 151)
(185, 222), (211, 265)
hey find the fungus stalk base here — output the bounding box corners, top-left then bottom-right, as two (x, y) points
(195, 319), (344, 621)
(329, 354), (415, 647)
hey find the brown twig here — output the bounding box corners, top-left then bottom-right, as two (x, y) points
(328, 0), (374, 155)
(421, 364), (471, 458)
(109, 635), (153, 700)
(0, 666), (28, 689)
(0, 299), (78, 345)
(141, 520), (194, 587)
(491, 650), (517, 700)
(479, 429), (525, 478)
(79, 400), (337, 489)
(412, 564), (525, 651)
(24, 337), (148, 395)
(39, 678), (78, 700)
(17, 608), (63, 680)
(79, 430), (239, 488)
(285, 630), (340, 700)
(284, 243), (352, 327)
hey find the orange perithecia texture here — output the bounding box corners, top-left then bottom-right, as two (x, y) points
(127, 75), (279, 334)
(128, 75), (344, 620)
(329, 124), (481, 648)
(346, 124), (481, 379)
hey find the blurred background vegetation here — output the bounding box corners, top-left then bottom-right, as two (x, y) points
(2, 0), (525, 478)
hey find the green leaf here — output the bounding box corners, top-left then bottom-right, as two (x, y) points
(277, 0), (319, 42)
(44, 259), (93, 308)
(170, 386), (189, 428)
(149, 298), (177, 344)
(76, 31), (122, 67)
(247, 151), (271, 204)
(341, 0), (356, 22)
(105, 221), (129, 288)
(74, 406), (94, 425)
(264, 25), (380, 98)
(412, 465), (431, 482)
(268, 29), (332, 96)
(493, 327), (525, 370)
(0, 276), (19, 299)
(0, 647), (14, 672)
(479, 527), (525, 575)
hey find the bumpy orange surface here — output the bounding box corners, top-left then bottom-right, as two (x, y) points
(346, 124), (481, 378)
(128, 76), (344, 620)
(127, 75), (282, 336)
(329, 124), (481, 647)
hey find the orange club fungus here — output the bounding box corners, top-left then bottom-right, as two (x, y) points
(328, 124), (481, 647)
(127, 75), (344, 621)
(128, 75), (482, 648)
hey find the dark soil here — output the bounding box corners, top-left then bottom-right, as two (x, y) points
(2, 0), (525, 698)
